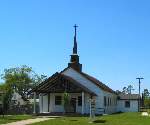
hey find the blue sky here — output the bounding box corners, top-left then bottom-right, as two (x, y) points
(0, 0), (150, 93)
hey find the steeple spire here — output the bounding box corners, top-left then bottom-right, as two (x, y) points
(68, 24), (82, 72)
(73, 24), (78, 54)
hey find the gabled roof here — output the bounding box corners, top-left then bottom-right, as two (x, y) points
(118, 94), (140, 100)
(62, 67), (116, 94)
(80, 72), (116, 94)
(61, 74), (97, 96)
(31, 67), (116, 95)
(31, 72), (96, 96)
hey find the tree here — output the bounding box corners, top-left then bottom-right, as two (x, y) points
(122, 87), (127, 94)
(63, 92), (70, 113)
(127, 85), (134, 94)
(122, 85), (134, 94)
(144, 98), (150, 108)
(0, 65), (47, 112)
(143, 89), (149, 98)
(0, 83), (12, 114)
(143, 89), (150, 108)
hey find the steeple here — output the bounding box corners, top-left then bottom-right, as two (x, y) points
(73, 24), (78, 54)
(68, 24), (82, 72)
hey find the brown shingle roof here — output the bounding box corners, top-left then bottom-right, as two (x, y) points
(61, 67), (116, 94)
(80, 72), (116, 94)
(31, 67), (116, 95)
(118, 94), (140, 100)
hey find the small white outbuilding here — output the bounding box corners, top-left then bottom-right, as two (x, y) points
(117, 94), (139, 112)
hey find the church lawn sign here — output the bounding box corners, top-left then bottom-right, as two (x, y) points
(30, 112), (150, 125)
(0, 115), (34, 124)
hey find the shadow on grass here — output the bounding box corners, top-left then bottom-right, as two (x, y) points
(93, 120), (106, 123)
(111, 111), (123, 115)
(6, 118), (22, 121)
(70, 119), (78, 121)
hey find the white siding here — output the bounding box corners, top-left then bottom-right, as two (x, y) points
(39, 94), (42, 113)
(62, 68), (117, 114)
(42, 94), (48, 112)
(50, 93), (64, 113)
(103, 91), (117, 114)
(62, 68), (102, 95)
(38, 68), (138, 114)
(40, 93), (89, 113)
(117, 100), (138, 112)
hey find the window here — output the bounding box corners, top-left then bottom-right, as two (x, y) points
(125, 101), (130, 108)
(78, 96), (82, 106)
(110, 98), (111, 106)
(55, 96), (62, 105)
(104, 96), (106, 106)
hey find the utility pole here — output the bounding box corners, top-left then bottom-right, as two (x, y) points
(136, 77), (144, 112)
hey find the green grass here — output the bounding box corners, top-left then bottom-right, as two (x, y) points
(30, 112), (150, 125)
(0, 115), (34, 124)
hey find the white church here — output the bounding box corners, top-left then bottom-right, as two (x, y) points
(32, 25), (139, 115)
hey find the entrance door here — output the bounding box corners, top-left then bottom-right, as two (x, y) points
(70, 98), (76, 113)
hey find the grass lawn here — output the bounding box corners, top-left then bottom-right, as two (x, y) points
(0, 115), (34, 124)
(30, 112), (150, 125)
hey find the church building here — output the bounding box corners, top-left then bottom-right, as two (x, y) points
(31, 25), (139, 115)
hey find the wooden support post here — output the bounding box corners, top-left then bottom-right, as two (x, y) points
(48, 93), (50, 112)
(82, 92), (85, 114)
(33, 92), (36, 114)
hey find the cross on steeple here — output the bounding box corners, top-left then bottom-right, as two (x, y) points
(74, 24), (78, 37)
(73, 24), (78, 54)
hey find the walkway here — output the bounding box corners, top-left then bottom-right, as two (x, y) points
(1, 117), (55, 125)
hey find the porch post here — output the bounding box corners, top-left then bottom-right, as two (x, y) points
(82, 91), (85, 114)
(33, 92), (36, 114)
(48, 93), (50, 112)
(39, 93), (43, 113)
(41, 94), (43, 113)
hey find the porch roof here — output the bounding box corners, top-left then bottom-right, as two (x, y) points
(31, 72), (96, 96)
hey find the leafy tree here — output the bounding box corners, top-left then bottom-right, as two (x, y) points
(122, 85), (134, 94)
(127, 85), (134, 94)
(63, 92), (70, 113)
(143, 89), (149, 98)
(122, 87), (127, 94)
(143, 89), (150, 108)
(0, 83), (12, 114)
(1, 65), (46, 99)
(144, 98), (150, 108)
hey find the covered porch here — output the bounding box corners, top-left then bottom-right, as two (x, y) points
(32, 72), (96, 114)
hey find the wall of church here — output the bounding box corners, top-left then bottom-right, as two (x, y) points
(102, 91), (118, 114)
(39, 92), (90, 114)
(39, 93), (48, 113)
(39, 68), (138, 114)
(49, 93), (64, 113)
(62, 68), (119, 114)
(62, 68), (118, 114)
